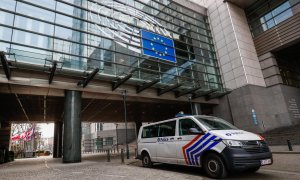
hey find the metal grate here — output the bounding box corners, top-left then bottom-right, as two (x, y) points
(242, 140), (270, 153)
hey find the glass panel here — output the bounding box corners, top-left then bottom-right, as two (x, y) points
(22, 0), (56, 9)
(12, 30), (53, 50)
(0, 26), (12, 41)
(55, 26), (86, 44)
(106, 137), (113, 145)
(16, 2), (55, 22)
(158, 121), (176, 137)
(0, 0), (16, 11)
(56, 2), (87, 19)
(142, 125), (159, 138)
(53, 39), (87, 57)
(179, 119), (202, 136)
(0, 43), (10, 53)
(55, 14), (80, 29)
(0, 11), (14, 26)
(247, 0), (294, 37)
(54, 53), (87, 71)
(10, 44), (52, 65)
(195, 116), (238, 130)
(274, 9), (293, 24)
(15, 16), (54, 35)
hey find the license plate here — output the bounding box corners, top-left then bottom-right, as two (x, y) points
(261, 159), (272, 165)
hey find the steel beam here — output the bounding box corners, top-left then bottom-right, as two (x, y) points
(48, 61), (57, 84)
(77, 68), (99, 88)
(136, 79), (160, 93)
(112, 73), (133, 91)
(175, 87), (201, 98)
(0, 51), (11, 80)
(157, 83), (182, 96)
(206, 90), (232, 100)
(192, 89), (218, 99)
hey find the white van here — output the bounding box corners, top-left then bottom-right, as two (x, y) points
(137, 115), (272, 178)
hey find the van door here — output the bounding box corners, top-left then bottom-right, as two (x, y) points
(176, 118), (205, 166)
(139, 124), (159, 162)
(156, 120), (177, 164)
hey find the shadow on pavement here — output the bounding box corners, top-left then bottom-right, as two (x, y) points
(130, 161), (278, 179)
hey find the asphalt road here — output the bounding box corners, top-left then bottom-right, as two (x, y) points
(0, 153), (300, 179)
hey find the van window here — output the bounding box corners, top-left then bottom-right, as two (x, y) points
(195, 116), (238, 130)
(179, 119), (202, 136)
(142, 125), (159, 138)
(158, 121), (176, 137)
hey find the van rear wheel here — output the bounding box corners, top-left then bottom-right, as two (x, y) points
(142, 152), (152, 168)
(203, 153), (228, 179)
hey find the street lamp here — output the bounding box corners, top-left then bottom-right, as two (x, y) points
(188, 94), (194, 115)
(115, 123), (119, 152)
(122, 90), (129, 159)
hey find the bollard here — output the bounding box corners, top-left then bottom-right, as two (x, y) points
(134, 148), (137, 158)
(107, 150), (111, 162)
(121, 148), (125, 163)
(287, 140), (293, 151)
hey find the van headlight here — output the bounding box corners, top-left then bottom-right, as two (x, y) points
(223, 140), (244, 147)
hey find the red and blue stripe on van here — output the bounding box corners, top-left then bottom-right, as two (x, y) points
(182, 132), (222, 166)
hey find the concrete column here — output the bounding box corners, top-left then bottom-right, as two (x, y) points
(53, 121), (62, 158)
(63, 90), (82, 163)
(192, 103), (202, 115)
(0, 121), (10, 151)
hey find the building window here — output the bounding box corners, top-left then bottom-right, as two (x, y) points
(95, 123), (103, 132)
(158, 121), (176, 137)
(246, 0), (300, 37)
(95, 137), (103, 150)
(106, 137), (113, 146)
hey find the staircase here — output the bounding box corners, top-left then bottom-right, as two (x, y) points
(263, 124), (300, 145)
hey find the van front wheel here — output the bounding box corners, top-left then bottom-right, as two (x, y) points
(142, 152), (153, 168)
(203, 153), (228, 179)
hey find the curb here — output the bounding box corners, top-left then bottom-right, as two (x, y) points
(125, 159), (139, 165)
(271, 151), (300, 154)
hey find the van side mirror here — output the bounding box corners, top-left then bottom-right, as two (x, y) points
(189, 128), (204, 135)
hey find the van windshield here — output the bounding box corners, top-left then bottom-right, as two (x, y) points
(195, 116), (238, 130)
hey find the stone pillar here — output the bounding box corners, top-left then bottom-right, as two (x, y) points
(53, 121), (62, 158)
(63, 90), (82, 163)
(0, 121), (10, 151)
(192, 103), (202, 115)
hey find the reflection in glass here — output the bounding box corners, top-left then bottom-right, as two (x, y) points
(10, 44), (52, 65)
(0, 11), (14, 26)
(16, 2), (55, 22)
(15, 16), (54, 35)
(0, 26), (12, 41)
(12, 30), (53, 50)
(0, 0), (222, 91)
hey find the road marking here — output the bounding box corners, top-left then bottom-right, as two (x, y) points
(44, 158), (50, 169)
(43, 158), (62, 172)
(261, 169), (300, 176)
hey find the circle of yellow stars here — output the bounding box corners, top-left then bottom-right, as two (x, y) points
(150, 37), (168, 57)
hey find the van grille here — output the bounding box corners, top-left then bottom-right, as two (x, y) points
(242, 141), (270, 153)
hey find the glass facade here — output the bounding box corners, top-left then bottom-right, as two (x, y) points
(246, 0), (300, 37)
(275, 43), (300, 88)
(0, 0), (222, 90)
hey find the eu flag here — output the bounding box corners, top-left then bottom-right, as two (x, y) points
(141, 29), (176, 63)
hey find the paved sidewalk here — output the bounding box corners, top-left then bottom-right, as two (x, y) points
(0, 153), (300, 179)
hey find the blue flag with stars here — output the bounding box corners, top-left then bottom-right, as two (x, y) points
(141, 29), (176, 63)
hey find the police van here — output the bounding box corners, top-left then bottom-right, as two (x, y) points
(137, 115), (272, 178)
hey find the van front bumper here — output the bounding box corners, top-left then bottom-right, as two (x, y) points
(221, 147), (273, 171)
